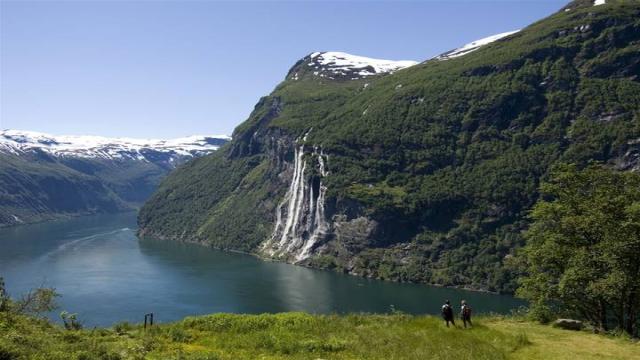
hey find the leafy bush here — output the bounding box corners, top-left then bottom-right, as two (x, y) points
(14, 287), (59, 317)
(518, 164), (640, 336)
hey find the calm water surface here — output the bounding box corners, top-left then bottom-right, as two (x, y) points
(0, 212), (524, 326)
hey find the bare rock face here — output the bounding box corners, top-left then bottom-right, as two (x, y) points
(553, 319), (584, 331)
(333, 215), (380, 251)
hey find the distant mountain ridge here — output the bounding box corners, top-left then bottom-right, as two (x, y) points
(1, 130), (229, 162)
(0, 130), (229, 227)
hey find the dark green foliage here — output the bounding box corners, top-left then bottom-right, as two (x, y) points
(137, 152), (277, 250)
(0, 278), (8, 313)
(0, 152), (131, 227)
(0, 150), (173, 227)
(517, 164), (640, 336)
(139, 0), (640, 292)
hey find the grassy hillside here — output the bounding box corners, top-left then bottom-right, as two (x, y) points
(1, 312), (638, 360)
(139, 0), (640, 293)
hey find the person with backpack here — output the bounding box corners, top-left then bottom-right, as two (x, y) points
(460, 300), (472, 328)
(441, 300), (455, 327)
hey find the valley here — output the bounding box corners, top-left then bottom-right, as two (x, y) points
(0, 130), (229, 227)
(1, 1), (639, 357)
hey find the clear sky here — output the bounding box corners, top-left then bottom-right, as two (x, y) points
(1, 0), (568, 139)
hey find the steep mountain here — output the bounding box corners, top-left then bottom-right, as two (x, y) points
(139, 0), (640, 293)
(0, 130), (229, 227)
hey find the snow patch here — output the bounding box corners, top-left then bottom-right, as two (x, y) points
(594, 0), (606, 6)
(0, 129), (230, 161)
(306, 51), (417, 78)
(435, 30), (520, 61)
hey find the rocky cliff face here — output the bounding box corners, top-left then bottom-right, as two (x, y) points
(261, 140), (330, 261)
(139, 0), (640, 293)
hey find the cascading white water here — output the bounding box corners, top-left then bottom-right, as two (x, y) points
(261, 142), (329, 262)
(297, 148), (329, 260)
(277, 145), (306, 250)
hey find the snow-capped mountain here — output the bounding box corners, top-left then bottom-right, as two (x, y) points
(288, 32), (534, 81)
(0, 129), (230, 227)
(290, 51), (418, 80)
(0, 129), (230, 163)
(434, 30), (521, 61)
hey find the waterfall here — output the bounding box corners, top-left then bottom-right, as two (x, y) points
(298, 148), (329, 260)
(261, 143), (329, 262)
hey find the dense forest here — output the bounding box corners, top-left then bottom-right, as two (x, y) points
(139, 0), (640, 293)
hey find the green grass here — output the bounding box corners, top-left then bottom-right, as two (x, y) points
(1, 312), (638, 359)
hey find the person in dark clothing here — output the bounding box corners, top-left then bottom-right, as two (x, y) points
(460, 300), (472, 328)
(441, 300), (455, 327)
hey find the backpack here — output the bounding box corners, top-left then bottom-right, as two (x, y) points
(442, 304), (453, 319)
(462, 305), (472, 317)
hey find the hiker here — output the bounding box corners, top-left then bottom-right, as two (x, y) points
(441, 300), (455, 327)
(460, 300), (472, 328)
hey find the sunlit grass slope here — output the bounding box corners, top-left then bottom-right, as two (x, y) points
(1, 312), (638, 359)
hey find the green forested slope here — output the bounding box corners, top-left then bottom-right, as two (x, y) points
(1, 151), (186, 227)
(0, 152), (129, 226)
(139, 0), (640, 292)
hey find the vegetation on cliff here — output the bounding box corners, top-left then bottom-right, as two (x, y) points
(139, 0), (640, 293)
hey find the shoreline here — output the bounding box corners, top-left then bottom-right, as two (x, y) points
(0, 208), (140, 230)
(138, 227), (516, 297)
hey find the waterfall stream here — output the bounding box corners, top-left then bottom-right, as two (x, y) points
(261, 144), (329, 262)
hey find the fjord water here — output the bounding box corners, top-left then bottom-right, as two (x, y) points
(0, 212), (523, 327)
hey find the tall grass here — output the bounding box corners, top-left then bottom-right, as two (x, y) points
(1, 312), (637, 359)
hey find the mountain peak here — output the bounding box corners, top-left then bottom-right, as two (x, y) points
(288, 51), (418, 81)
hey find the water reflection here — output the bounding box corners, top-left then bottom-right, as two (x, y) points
(137, 237), (336, 314)
(0, 212), (525, 327)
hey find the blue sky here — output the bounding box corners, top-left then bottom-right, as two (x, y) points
(1, 0), (568, 138)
